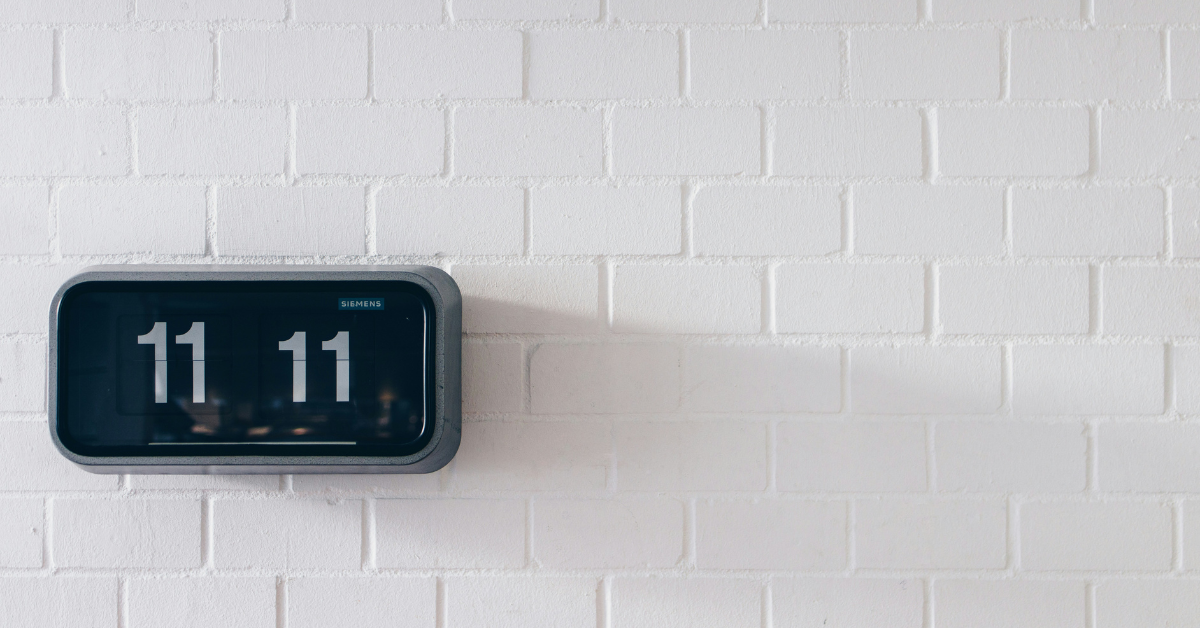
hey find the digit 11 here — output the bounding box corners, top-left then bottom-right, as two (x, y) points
(278, 331), (350, 403)
(136, 321), (205, 404)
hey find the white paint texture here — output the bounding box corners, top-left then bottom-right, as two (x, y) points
(0, 0), (1195, 624)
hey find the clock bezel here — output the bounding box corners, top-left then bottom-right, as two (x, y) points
(48, 265), (461, 475)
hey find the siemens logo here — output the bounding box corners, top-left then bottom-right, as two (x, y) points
(338, 298), (385, 310)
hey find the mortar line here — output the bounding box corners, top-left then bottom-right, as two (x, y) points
(604, 259), (616, 330)
(285, 102), (298, 184)
(1165, 342), (1176, 417)
(443, 107), (455, 178)
(760, 263), (772, 334)
(682, 182), (695, 257)
(276, 575), (287, 628)
(926, 420), (937, 494)
(51, 29), (64, 100)
(684, 497), (697, 568)
(1164, 29), (1172, 101)
(765, 262), (777, 335)
(365, 183), (378, 256)
(205, 184), (217, 258)
(523, 187), (533, 256)
(202, 495), (213, 569)
(436, 577), (447, 628)
(841, 185), (853, 256)
(1088, 105), (1101, 180)
(679, 29), (690, 100)
(522, 342), (534, 414)
(47, 183), (61, 261)
(361, 498), (373, 571)
(42, 497), (52, 571)
(761, 105), (774, 177)
(1174, 497), (1185, 572)
(846, 500), (856, 572)
(922, 577), (933, 628)
(599, 577), (612, 628)
(1083, 0), (1095, 25)
(212, 30), (221, 101)
(923, 107), (938, 182)
(521, 31), (531, 100)
(762, 581), (772, 628)
(1086, 420), (1099, 494)
(127, 106), (139, 176)
(1000, 28), (1012, 101)
(444, 0), (453, 22)
(366, 28), (376, 102)
(1085, 581), (1096, 628)
(840, 347), (851, 414)
(119, 576), (129, 628)
(766, 420), (778, 494)
(1007, 495), (1020, 572)
(602, 106), (615, 177)
(839, 30), (850, 99)
(925, 263), (939, 340)
(1001, 343), (1013, 413)
(919, 0), (933, 22)
(1002, 186), (1014, 259)
(1165, 185), (1175, 260)
(1089, 264), (1103, 336)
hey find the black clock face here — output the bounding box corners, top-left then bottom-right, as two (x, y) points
(57, 280), (435, 457)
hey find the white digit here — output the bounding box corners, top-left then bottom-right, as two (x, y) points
(322, 331), (350, 402)
(137, 322), (168, 403)
(175, 322), (205, 403)
(278, 332), (306, 402)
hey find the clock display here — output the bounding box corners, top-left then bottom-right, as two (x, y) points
(57, 279), (437, 458)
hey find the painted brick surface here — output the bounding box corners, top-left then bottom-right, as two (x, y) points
(2, 1), (1199, 623)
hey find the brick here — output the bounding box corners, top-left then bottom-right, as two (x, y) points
(693, 186), (841, 256)
(1102, 110), (1200, 177)
(289, 577), (435, 628)
(453, 264), (599, 333)
(851, 31), (1001, 100)
(856, 499), (1007, 569)
(1021, 501), (1172, 571)
(294, 0), (441, 22)
(772, 578), (924, 628)
(775, 108), (923, 176)
(935, 0), (1079, 20)
(940, 265), (1089, 334)
(376, 31), (520, 99)
(0, 422), (117, 490)
(0, 265), (80, 333)
(530, 343), (680, 414)
(216, 186), (364, 256)
(690, 31), (840, 100)
(377, 187), (522, 256)
(776, 263), (924, 333)
(1176, 345), (1200, 413)
(1096, 0), (1200, 23)
(681, 345), (841, 413)
(0, 107), (126, 176)
(139, 106), (285, 175)
(0, 342), (45, 411)
(376, 499), (525, 568)
(296, 106), (442, 175)
(222, 31), (367, 100)
(770, 0), (916, 22)
(451, 421), (609, 491)
(936, 581), (1086, 628)
(529, 31), (676, 99)
(462, 341), (523, 413)
(940, 107), (1090, 176)
(1099, 423), (1200, 492)
(138, 0), (284, 20)
(55, 499), (200, 568)
(456, 108), (602, 176)
(1105, 268), (1200, 335)
(531, 185), (681, 255)
(1173, 188), (1200, 257)
(613, 107), (760, 175)
(854, 185), (1004, 256)
(1012, 31), (1164, 100)
(213, 499), (360, 569)
(609, 0), (758, 22)
(454, 0), (597, 20)
(446, 577), (596, 628)
(66, 31), (211, 100)
(59, 185), (207, 255)
(533, 499), (683, 568)
(291, 473), (440, 493)
(937, 421), (1087, 493)
(696, 500), (846, 570)
(129, 578), (275, 628)
(0, 498), (42, 567)
(613, 265), (760, 334)
(611, 578), (761, 628)
(1173, 32), (1200, 99)
(0, 187), (48, 254)
(0, 32), (53, 98)
(1012, 345), (1164, 415)
(852, 346), (1002, 414)
(0, 578), (117, 627)
(0, 0), (126, 22)
(1013, 187), (1163, 256)
(777, 422), (927, 492)
(131, 475), (279, 490)
(1096, 581), (1200, 628)
(614, 421), (767, 491)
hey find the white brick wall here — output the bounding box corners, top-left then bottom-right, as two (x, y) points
(3, 1), (1199, 624)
